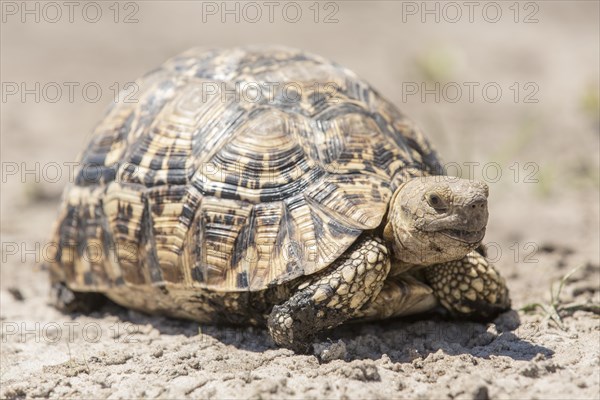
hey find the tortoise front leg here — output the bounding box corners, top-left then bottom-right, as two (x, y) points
(267, 235), (390, 353)
(423, 251), (511, 319)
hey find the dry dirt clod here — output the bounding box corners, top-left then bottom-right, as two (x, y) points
(314, 340), (347, 362)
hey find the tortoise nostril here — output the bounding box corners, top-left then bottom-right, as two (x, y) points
(468, 198), (487, 210)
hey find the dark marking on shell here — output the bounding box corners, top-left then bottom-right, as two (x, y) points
(191, 266), (204, 282)
(237, 271), (249, 288)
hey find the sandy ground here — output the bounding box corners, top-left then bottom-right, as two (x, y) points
(1, 1), (599, 399)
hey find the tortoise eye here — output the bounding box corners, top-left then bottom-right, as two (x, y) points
(427, 193), (447, 210)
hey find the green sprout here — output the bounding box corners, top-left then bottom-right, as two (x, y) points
(415, 47), (455, 82)
(580, 82), (600, 124)
(520, 265), (600, 329)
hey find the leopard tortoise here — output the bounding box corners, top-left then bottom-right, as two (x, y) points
(47, 46), (510, 352)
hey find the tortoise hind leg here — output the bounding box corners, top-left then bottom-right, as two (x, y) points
(51, 282), (107, 314)
(351, 275), (438, 321)
(267, 235), (390, 353)
(424, 251), (510, 320)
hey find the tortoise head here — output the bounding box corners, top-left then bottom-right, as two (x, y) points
(384, 176), (489, 265)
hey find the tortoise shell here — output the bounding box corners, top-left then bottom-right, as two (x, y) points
(49, 46), (441, 293)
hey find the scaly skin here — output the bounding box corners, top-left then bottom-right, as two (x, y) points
(424, 251), (511, 319)
(352, 252), (510, 324)
(385, 176), (490, 266)
(351, 275), (438, 321)
(267, 235), (390, 353)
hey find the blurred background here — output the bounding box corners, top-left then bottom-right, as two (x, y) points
(1, 2), (599, 398)
(2, 1), (598, 304)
